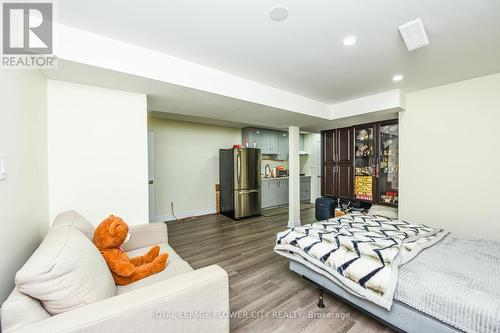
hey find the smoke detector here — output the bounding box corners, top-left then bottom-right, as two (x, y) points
(399, 18), (430, 51)
(269, 6), (289, 21)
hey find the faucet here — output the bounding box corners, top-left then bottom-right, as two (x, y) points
(264, 164), (271, 178)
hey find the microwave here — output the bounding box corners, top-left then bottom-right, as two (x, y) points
(277, 169), (289, 177)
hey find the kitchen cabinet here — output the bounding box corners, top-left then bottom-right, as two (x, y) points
(262, 180), (272, 208)
(277, 132), (289, 160)
(269, 131), (279, 154)
(242, 128), (278, 155)
(321, 119), (398, 206)
(262, 179), (284, 209)
(242, 128), (266, 152)
(262, 177), (311, 208)
(300, 176), (311, 202)
(243, 128), (305, 159)
(277, 179), (288, 205)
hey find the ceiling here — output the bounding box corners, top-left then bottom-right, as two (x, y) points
(57, 0), (500, 104)
(44, 60), (398, 132)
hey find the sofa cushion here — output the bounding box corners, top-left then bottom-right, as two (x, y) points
(116, 243), (193, 295)
(1, 288), (50, 333)
(15, 224), (116, 315)
(52, 210), (95, 240)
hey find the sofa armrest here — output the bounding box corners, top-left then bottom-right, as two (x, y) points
(12, 265), (229, 333)
(123, 223), (168, 251)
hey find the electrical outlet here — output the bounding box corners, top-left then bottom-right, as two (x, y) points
(0, 155), (6, 181)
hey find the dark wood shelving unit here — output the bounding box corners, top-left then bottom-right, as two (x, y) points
(321, 119), (399, 207)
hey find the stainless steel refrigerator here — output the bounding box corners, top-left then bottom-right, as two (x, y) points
(219, 148), (261, 220)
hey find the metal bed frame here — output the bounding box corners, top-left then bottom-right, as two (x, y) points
(289, 260), (463, 333)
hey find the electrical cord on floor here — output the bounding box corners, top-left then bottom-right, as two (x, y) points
(170, 201), (178, 221)
(170, 201), (196, 222)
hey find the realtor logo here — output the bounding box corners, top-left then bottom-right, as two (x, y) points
(1, 1), (56, 68)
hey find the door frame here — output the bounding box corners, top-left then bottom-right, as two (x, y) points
(147, 132), (156, 223)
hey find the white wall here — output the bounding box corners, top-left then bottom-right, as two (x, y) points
(148, 118), (241, 221)
(47, 80), (148, 226)
(0, 71), (48, 303)
(400, 73), (500, 240)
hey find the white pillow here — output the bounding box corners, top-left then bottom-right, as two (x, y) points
(52, 210), (95, 240)
(368, 204), (398, 219)
(0, 288), (50, 332)
(15, 224), (115, 315)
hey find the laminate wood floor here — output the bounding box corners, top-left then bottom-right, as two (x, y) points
(168, 209), (394, 333)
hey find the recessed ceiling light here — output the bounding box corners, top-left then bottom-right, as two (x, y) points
(341, 36), (358, 47)
(269, 6), (289, 21)
(393, 74), (404, 82)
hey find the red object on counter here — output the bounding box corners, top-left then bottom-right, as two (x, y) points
(232, 144), (242, 149)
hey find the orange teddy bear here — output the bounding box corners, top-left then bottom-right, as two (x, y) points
(93, 215), (169, 286)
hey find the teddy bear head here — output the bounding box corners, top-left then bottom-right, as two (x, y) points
(93, 215), (130, 251)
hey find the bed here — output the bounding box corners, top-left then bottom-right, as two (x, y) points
(274, 214), (500, 333)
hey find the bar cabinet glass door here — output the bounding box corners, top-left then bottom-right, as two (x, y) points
(378, 123), (399, 206)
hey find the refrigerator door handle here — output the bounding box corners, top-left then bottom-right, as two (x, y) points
(236, 151), (241, 186)
(239, 189), (259, 194)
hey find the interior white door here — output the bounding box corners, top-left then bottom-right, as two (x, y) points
(148, 132), (156, 223)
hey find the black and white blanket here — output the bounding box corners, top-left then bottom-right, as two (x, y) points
(274, 214), (448, 310)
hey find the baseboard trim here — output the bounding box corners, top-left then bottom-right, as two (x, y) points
(156, 208), (216, 223)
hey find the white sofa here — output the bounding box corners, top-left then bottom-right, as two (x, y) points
(0, 211), (230, 333)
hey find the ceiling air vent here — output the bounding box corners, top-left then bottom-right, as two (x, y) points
(399, 18), (429, 51)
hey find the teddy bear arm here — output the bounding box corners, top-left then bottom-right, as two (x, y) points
(110, 259), (135, 277)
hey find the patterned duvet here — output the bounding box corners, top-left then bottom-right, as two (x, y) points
(274, 214), (448, 310)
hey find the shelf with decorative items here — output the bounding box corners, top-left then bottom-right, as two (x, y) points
(354, 125), (376, 202)
(377, 122), (399, 206)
